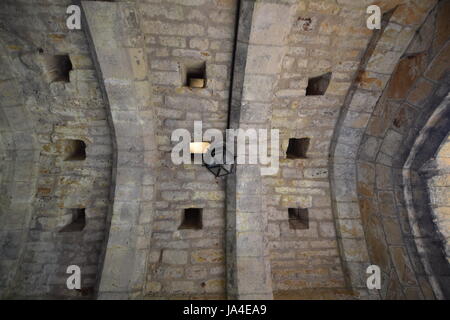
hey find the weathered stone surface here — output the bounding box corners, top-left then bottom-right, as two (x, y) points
(432, 0), (450, 52)
(338, 219), (364, 238)
(1, 0), (447, 302)
(425, 43), (450, 81)
(249, 2), (293, 46)
(391, 247), (418, 286)
(162, 250), (188, 265)
(388, 53), (427, 99)
(245, 45), (285, 74)
(391, 0), (437, 26)
(407, 78), (435, 106)
(341, 239), (369, 262)
(191, 249), (224, 264)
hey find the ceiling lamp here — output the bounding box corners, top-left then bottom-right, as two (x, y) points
(190, 142), (234, 178)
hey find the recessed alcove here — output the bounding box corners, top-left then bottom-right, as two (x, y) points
(286, 138), (310, 159)
(42, 54), (72, 83)
(183, 61), (206, 88)
(288, 208), (309, 230)
(60, 208), (86, 232)
(179, 208), (203, 230)
(63, 140), (87, 161)
(306, 72), (331, 96)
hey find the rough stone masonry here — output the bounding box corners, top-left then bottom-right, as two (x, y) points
(0, 0), (449, 300)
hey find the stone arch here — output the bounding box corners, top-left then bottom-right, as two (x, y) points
(403, 90), (450, 299)
(82, 1), (156, 299)
(0, 0), (115, 298)
(330, 0), (450, 299)
(428, 133), (450, 262)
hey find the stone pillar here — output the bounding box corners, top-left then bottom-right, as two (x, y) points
(82, 1), (156, 299)
(226, 0), (295, 300)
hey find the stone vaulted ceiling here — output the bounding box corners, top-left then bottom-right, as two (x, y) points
(0, 0), (449, 300)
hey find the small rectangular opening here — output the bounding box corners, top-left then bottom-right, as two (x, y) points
(43, 54), (72, 83)
(63, 140), (86, 161)
(184, 61), (206, 88)
(306, 72), (331, 96)
(288, 208), (309, 230)
(286, 138), (310, 159)
(179, 208), (202, 230)
(60, 208), (86, 232)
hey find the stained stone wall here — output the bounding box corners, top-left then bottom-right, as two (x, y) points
(0, 0), (113, 298)
(0, 0), (449, 301)
(331, 0), (450, 299)
(357, 2), (450, 299)
(329, 0), (446, 299)
(83, 0), (160, 299)
(264, 0), (374, 297)
(137, 0), (238, 299)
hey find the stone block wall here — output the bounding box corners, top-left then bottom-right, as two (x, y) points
(265, 0), (376, 296)
(355, 1), (450, 298)
(329, 0), (444, 299)
(1, 0), (449, 300)
(138, 0), (238, 299)
(0, 0), (113, 298)
(227, 0), (297, 299)
(83, 0), (157, 299)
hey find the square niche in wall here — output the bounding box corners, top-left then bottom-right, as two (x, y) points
(179, 208), (203, 230)
(61, 139), (86, 161)
(288, 208), (309, 230)
(42, 54), (72, 83)
(60, 208), (86, 232)
(306, 72), (331, 96)
(286, 138), (310, 159)
(183, 61), (206, 88)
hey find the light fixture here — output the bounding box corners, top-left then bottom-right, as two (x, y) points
(202, 143), (234, 178)
(190, 142), (234, 178)
(189, 142), (210, 154)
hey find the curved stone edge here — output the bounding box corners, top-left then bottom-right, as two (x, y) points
(403, 91), (450, 299)
(0, 35), (40, 298)
(82, 1), (156, 299)
(329, 0), (438, 298)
